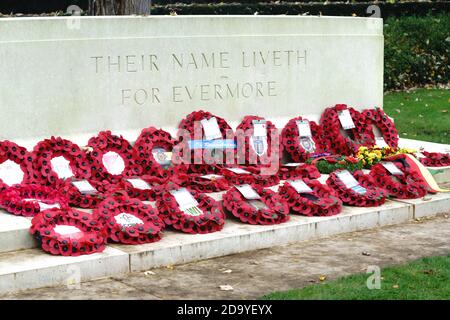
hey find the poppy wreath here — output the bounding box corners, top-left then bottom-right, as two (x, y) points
(59, 178), (115, 209)
(0, 184), (69, 217)
(120, 175), (169, 201)
(156, 183), (225, 234)
(30, 137), (90, 186)
(235, 115), (280, 166)
(326, 170), (387, 207)
(30, 208), (106, 256)
(87, 131), (142, 183)
(278, 179), (342, 216)
(222, 186), (290, 225)
(176, 172), (231, 193)
(176, 110), (235, 174)
(134, 127), (188, 179)
(93, 194), (164, 245)
(369, 161), (429, 199)
(0, 140), (34, 190)
(362, 108), (399, 148)
(281, 116), (331, 162)
(277, 163), (321, 181)
(219, 166), (280, 188)
(320, 104), (375, 155)
(418, 151), (450, 167)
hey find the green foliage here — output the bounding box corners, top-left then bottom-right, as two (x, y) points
(384, 14), (450, 90)
(262, 254), (450, 300)
(311, 156), (363, 174)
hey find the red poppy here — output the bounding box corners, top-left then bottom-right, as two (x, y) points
(320, 104), (375, 155)
(222, 186), (289, 225)
(278, 179), (342, 216)
(0, 140), (34, 190)
(362, 108), (399, 148)
(0, 184), (69, 217)
(30, 137), (90, 187)
(281, 116), (331, 162)
(326, 170), (387, 207)
(30, 207), (106, 256)
(88, 131), (142, 184)
(155, 182), (225, 234)
(93, 194), (164, 245)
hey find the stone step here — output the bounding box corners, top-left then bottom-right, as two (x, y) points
(0, 246), (129, 294)
(112, 200), (416, 273)
(0, 212), (34, 253)
(1, 190), (449, 294)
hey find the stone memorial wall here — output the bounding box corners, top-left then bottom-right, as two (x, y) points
(0, 16), (383, 147)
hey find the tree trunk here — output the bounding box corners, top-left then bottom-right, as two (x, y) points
(89, 0), (151, 15)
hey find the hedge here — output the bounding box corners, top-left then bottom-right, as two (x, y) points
(384, 14), (449, 90)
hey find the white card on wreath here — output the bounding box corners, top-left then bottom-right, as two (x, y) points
(382, 162), (404, 176)
(252, 120), (267, 137)
(235, 184), (261, 200)
(0, 159), (24, 186)
(115, 212), (144, 227)
(71, 180), (98, 195)
(200, 174), (223, 180)
(226, 167), (251, 174)
(201, 117), (222, 140)
(37, 201), (61, 211)
(170, 188), (199, 210)
(54, 225), (84, 239)
(336, 170), (360, 188)
(337, 109), (356, 130)
(283, 163), (302, 167)
(287, 180), (313, 193)
(126, 178), (152, 190)
(296, 120), (312, 137)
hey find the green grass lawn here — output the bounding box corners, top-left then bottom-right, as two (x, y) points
(262, 254), (450, 300)
(383, 88), (450, 145)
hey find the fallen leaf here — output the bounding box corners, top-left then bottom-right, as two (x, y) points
(219, 285), (234, 291)
(395, 108), (401, 113)
(222, 269), (232, 274)
(319, 275), (327, 282)
(144, 270), (155, 276)
(249, 261), (260, 265)
(392, 284), (399, 289)
(362, 251), (371, 256)
(423, 269), (433, 275)
(441, 110), (448, 113)
(166, 265), (174, 270)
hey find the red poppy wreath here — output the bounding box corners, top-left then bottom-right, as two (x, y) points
(235, 115), (280, 167)
(278, 179), (342, 216)
(281, 116), (331, 162)
(369, 159), (429, 199)
(30, 137), (90, 187)
(134, 127), (188, 179)
(156, 183), (225, 234)
(362, 108), (399, 148)
(0, 140), (34, 190)
(320, 104), (375, 155)
(176, 110), (235, 174)
(93, 194), (164, 245)
(222, 185), (289, 225)
(277, 163), (321, 181)
(176, 173), (231, 194)
(119, 175), (168, 201)
(0, 184), (69, 217)
(87, 131), (142, 184)
(326, 169), (387, 207)
(418, 151), (450, 167)
(59, 178), (115, 209)
(220, 166), (280, 188)
(30, 208), (106, 256)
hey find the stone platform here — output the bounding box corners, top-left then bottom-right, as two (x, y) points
(1, 183), (449, 294)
